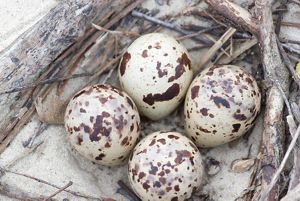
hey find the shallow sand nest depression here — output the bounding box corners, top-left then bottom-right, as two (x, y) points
(5, 0), (299, 200)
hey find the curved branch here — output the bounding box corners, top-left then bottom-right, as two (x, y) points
(204, 0), (259, 34)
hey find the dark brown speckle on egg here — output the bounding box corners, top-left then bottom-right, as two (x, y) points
(120, 52), (131, 76)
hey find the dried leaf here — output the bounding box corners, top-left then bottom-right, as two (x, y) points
(231, 159), (255, 173)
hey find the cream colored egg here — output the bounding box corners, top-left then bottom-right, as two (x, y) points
(128, 131), (203, 201)
(119, 33), (193, 120)
(184, 65), (261, 148)
(64, 84), (140, 166)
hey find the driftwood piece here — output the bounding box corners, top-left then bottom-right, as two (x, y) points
(0, 0), (118, 137)
(205, 0), (290, 200)
(254, 1), (290, 200)
(0, 0), (116, 95)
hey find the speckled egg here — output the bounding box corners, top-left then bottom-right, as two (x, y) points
(64, 84), (140, 166)
(184, 65), (261, 147)
(119, 33), (193, 120)
(128, 131), (203, 201)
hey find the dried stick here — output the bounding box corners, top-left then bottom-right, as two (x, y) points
(218, 38), (258, 64)
(281, 21), (300, 29)
(23, 122), (48, 148)
(131, 10), (212, 45)
(290, 0), (300, 6)
(195, 27), (236, 72)
(252, 0), (290, 200)
(274, 3), (286, 35)
(0, 183), (48, 201)
(260, 125), (300, 201)
(92, 23), (140, 36)
(214, 43), (231, 63)
(176, 25), (222, 41)
(282, 43), (300, 56)
(2, 168), (103, 200)
(0, 73), (91, 95)
(287, 88), (300, 191)
(187, 44), (211, 52)
(205, 0), (290, 200)
(277, 38), (300, 88)
(280, 38), (300, 46)
(204, 34), (232, 57)
(204, 0), (259, 34)
(86, 55), (122, 86)
(0, 105), (36, 154)
(44, 181), (73, 201)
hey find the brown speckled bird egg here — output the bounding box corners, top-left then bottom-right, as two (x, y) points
(64, 84), (140, 166)
(184, 65), (261, 148)
(119, 33), (193, 120)
(128, 131), (203, 201)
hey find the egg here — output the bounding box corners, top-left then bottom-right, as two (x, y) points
(128, 131), (203, 201)
(64, 84), (140, 166)
(184, 65), (261, 147)
(118, 33), (193, 120)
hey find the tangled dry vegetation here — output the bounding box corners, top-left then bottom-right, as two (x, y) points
(0, 0), (300, 200)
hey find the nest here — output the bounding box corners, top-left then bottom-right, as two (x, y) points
(0, 0), (300, 200)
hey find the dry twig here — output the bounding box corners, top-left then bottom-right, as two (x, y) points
(92, 23), (140, 37)
(290, 0), (300, 6)
(176, 25), (222, 41)
(282, 43), (300, 56)
(204, 0), (259, 34)
(2, 168), (103, 200)
(253, 1), (290, 200)
(0, 73), (91, 95)
(281, 21), (300, 29)
(43, 181), (73, 201)
(87, 55), (122, 86)
(131, 10), (213, 45)
(218, 38), (258, 64)
(195, 27), (236, 72)
(277, 38), (300, 88)
(260, 125), (300, 201)
(205, 0), (290, 200)
(0, 183), (49, 201)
